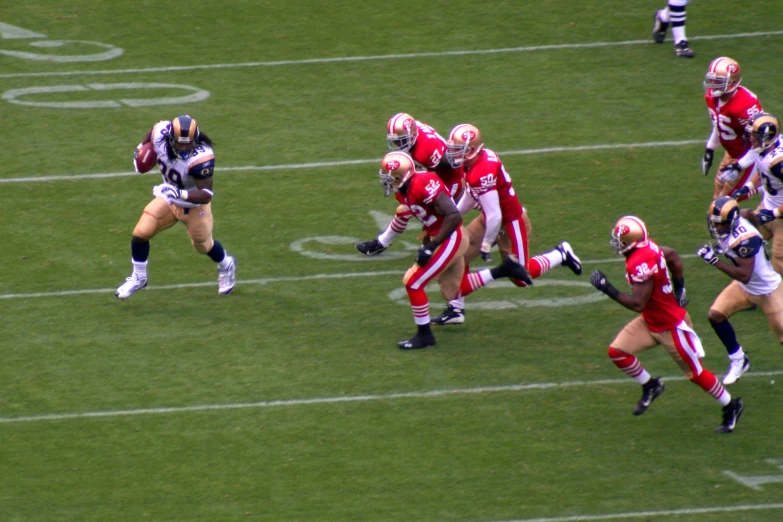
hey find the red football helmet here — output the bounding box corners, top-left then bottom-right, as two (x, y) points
(386, 113), (418, 152)
(610, 216), (648, 254)
(378, 151), (416, 197)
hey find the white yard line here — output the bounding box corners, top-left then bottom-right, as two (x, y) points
(486, 503), (783, 522)
(0, 31), (780, 80)
(0, 254), (702, 300)
(0, 140), (703, 184)
(1, 370), (780, 424)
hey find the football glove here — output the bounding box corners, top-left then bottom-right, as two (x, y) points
(718, 163), (741, 183)
(702, 148), (714, 176)
(697, 244), (719, 265)
(756, 209), (777, 225)
(672, 277), (688, 308)
(480, 241), (492, 263)
(731, 185), (751, 200)
(416, 244), (435, 266)
(590, 270), (620, 299)
(152, 183), (182, 202)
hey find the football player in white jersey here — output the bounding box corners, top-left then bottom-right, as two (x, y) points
(116, 115), (236, 299)
(697, 196), (783, 385)
(730, 113), (783, 275)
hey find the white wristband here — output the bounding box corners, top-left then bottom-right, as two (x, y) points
(774, 208), (782, 218)
(181, 190), (188, 200)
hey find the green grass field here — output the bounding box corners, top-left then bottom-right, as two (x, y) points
(2, 2), (783, 521)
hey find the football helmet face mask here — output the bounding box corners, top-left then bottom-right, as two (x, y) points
(708, 196), (740, 242)
(703, 57), (742, 98)
(745, 113), (780, 154)
(386, 113), (418, 152)
(446, 124), (484, 168)
(610, 216), (648, 254)
(169, 115), (200, 159)
(379, 151), (416, 197)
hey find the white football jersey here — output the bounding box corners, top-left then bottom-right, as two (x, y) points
(151, 121), (216, 209)
(717, 216), (781, 295)
(753, 137), (783, 211)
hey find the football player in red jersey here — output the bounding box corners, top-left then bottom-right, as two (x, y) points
(429, 123), (583, 325)
(702, 57), (764, 199)
(590, 216), (744, 433)
(376, 151), (532, 349)
(355, 113), (464, 256)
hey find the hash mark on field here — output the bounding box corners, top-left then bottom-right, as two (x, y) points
(0, 140), (702, 184)
(1, 370), (781, 424)
(0, 31), (780, 79)
(0, 255), (700, 300)
(487, 502), (783, 522)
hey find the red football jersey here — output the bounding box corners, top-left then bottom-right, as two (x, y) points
(463, 148), (523, 223)
(394, 172), (451, 236)
(624, 239), (686, 332)
(410, 121), (464, 198)
(705, 86), (763, 158)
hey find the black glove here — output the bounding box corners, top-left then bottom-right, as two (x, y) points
(590, 270), (620, 299)
(757, 209), (777, 225)
(416, 244), (435, 266)
(696, 244), (719, 266)
(702, 148), (714, 176)
(673, 277), (688, 308)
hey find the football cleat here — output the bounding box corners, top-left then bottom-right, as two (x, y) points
(674, 40), (695, 58)
(398, 331), (436, 350)
(633, 377), (665, 416)
(355, 238), (388, 256)
(715, 398), (745, 433)
(431, 305), (465, 326)
(218, 256), (236, 295)
(495, 255), (533, 286)
(722, 355), (751, 386)
(556, 241), (582, 275)
(652, 10), (668, 43)
(115, 274), (148, 300)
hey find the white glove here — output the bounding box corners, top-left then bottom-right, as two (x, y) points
(696, 244), (719, 266)
(153, 183), (181, 202)
(718, 163), (741, 183)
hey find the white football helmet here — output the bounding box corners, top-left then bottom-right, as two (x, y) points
(610, 216), (648, 254)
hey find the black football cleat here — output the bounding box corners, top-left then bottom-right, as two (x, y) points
(652, 10), (668, 43)
(431, 305), (465, 326)
(674, 40), (694, 58)
(715, 398), (745, 433)
(355, 238), (388, 256)
(633, 377), (665, 416)
(493, 255), (534, 286)
(398, 331), (436, 350)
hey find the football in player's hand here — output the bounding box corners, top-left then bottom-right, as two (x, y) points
(134, 142), (158, 173)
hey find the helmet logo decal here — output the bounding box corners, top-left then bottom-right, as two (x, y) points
(727, 63), (738, 74)
(617, 224), (630, 235)
(402, 118), (414, 131)
(386, 159), (400, 171)
(461, 130), (476, 141)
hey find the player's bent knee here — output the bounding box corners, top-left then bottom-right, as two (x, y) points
(707, 309), (727, 323)
(191, 237), (214, 254)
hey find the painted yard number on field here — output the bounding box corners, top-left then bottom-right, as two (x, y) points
(724, 459), (783, 490)
(0, 21), (209, 108)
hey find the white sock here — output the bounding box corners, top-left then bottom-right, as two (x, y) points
(449, 296), (465, 310)
(132, 260), (148, 279)
(478, 268), (494, 284)
(637, 369), (653, 385)
(730, 347), (746, 361)
(377, 228), (400, 248)
(658, 7), (670, 22)
(672, 26), (686, 44)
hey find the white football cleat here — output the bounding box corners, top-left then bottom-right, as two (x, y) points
(218, 256), (236, 295)
(115, 274), (148, 300)
(722, 355), (751, 386)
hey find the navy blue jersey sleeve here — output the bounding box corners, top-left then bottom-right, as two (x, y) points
(188, 157), (215, 180)
(732, 235), (763, 258)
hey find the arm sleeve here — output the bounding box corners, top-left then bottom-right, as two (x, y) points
(477, 190), (502, 245)
(706, 126), (720, 150)
(456, 191), (477, 215)
(737, 150), (758, 170)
